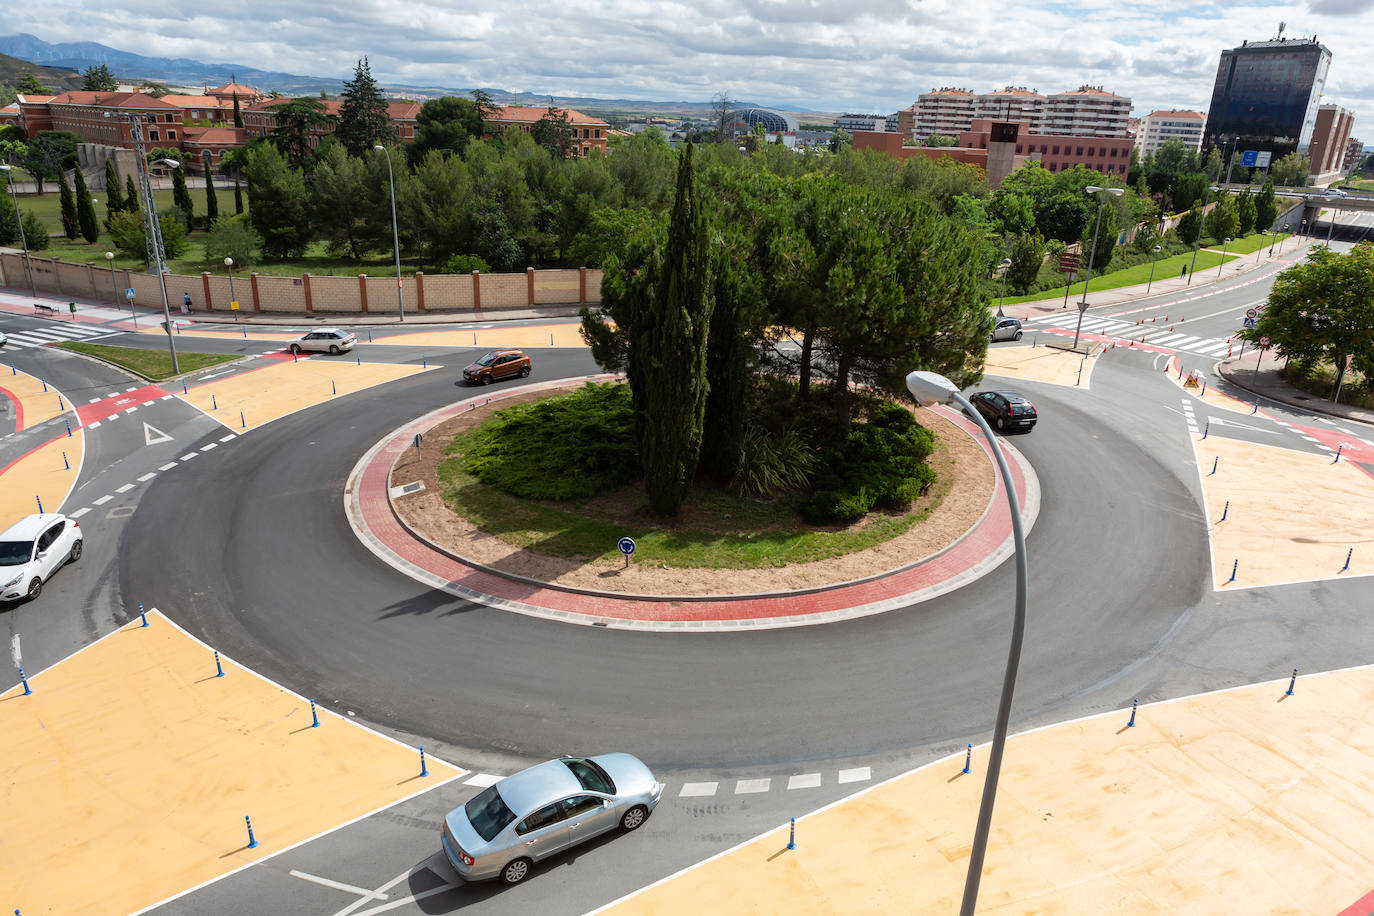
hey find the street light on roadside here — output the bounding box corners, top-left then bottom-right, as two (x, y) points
(1217, 236), (1231, 277)
(1324, 198), (1338, 245)
(1255, 232), (1267, 263)
(104, 250), (135, 326)
(374, 144), (405, 321)
(1145, 243), (1162, 294)
(904, 369), (1028, 916)
(996, 257), (1013, 317)
(1187, 185), (1221, 284)
(224, 256), (238, 321)
(1072, 186), (1124, 350)
(0, 163), (38, 299)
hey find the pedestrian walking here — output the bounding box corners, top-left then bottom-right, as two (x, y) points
(1180, 264), (1187, 279)
(181, 292), (191, 315)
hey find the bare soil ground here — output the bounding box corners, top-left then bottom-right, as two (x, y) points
(390, 383), (994, 596)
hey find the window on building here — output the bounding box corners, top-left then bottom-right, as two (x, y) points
(1076, 146), (1083, 155)
(1052, 145), (1059, 154)
(1087, 146), (1095, 156)
(1109, 147), (1117, 157)
(149, 129), (159, 141)
(167, 129), (176, 139)
(1015, 144), (1022, 153)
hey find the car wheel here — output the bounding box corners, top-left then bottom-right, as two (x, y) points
(519, 365), (530, 378)
(290, 344), (302, 355)
(620, 805), (649, 831)
(329, 345), (341, 355)
(481, 374), (494, 386)
(1014, 331), (1022, 340)
(995, 416), (1006, 431)
(70, 539), (83, 563)
(26, 577), (42, 601)
(500, 858), (532, 885)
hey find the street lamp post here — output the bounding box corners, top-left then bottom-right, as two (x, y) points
(1145, 244), (1162, 294)
(224, 257), (238, 321)
(1217, 237), (1231, 277)
(996, 257), (1012, 317)
(1187, 185), (1221, 284)
(0, 164), (38, 299)
(1324, 200), (1338, 245)
(1266, 231), (1276, 256)
(1255, 233), (1266, 263)
(374, 144), (404, 321)
(905, 370), (1028, 916)
(1072, 186), (1124, 350)
(104, 250), (135, 326)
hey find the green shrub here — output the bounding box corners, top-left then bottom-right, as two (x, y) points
(801, 401), (937, 524)
(21, 211), (48, 250)
(460, 382), (640, 500)
(444, 253), (491, 274)
(731, 422), (815, 497)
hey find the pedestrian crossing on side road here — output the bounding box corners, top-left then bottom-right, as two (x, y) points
(1, 322), (115, 349)
(1030, 313), (1234, 357)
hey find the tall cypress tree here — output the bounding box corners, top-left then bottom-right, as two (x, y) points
(232, 91), (244, 128)
(103, 159), (124, 216)
(74, 168), (99, 243)
(58, 170), (79, 239)
(336, 57), (397, 156)
(638, 143), (713, 515)
(171, 163), (194, 223)
(126, 174), (140, 213)
(203, 152), (219, 221)
(234, 177), (244, 214)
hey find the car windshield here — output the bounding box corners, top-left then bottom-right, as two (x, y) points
(561, 757), (615, 794)
(0, 541), (34, 566)
(475, 353), (497, 367)
(464, 785), (516, 842)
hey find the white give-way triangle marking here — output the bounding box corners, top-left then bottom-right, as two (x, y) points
(144, 422), (173, 446)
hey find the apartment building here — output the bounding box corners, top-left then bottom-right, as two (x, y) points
(1203, 35), (1331, 157)
(1135, 110), (1206, 155)
(1308, 104), (1355, 181)
(975, 87), (1045, 131)
(959, 119), (1132, 177)
(1043, 86), (1133, 138)
(1344, 136), (1365, 171)
(912, 87), (976, 138)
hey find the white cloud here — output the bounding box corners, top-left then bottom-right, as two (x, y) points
(7, 0), (1370, 130)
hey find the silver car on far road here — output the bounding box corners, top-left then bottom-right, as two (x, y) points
(442, 753), (662, 886)
(288, 328), (356, 355)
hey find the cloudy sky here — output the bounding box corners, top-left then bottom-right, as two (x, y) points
(11, 0), (1373, 128)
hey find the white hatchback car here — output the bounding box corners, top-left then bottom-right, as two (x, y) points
(288, 328), (357, 355)
(0, 514), (83, 602)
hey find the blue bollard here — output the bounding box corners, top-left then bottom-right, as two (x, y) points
(139, 601), (149, 627)
(63, 451), (69, 470)
(368, 330), (373, 342)
(787, 817), (796, 850)
(42, 379), (47, 392)
(36, 495), (43, 514)
(214, 650), (225, 678)
(419, 746), (429, 777)
(292, 350), (297, 363)
(422, 356), (427, 368)
(58, 394), (64, 410)
(310, 699), (320, 728)
(17, 665), (32, 696)
(356, 355), (360, 367)
(240, 410), (246, 429)
(1210, 456), (1218, 475)
(182, 378), (188, 394)
(66, 419), (72, 437)
(1342, 548), (1353, 571)
(1252, 398), (1259, 414)
(212, 394), (218, 411)
(1203, 420), (1209, 439)
(1127, 698), (1137, 727)
(1033, 334), (1037, 348)
(1201, 379), (1207, 396)
(241, 325), (247, 339)
(1221, 500), (1229, 522)
(245, 815), (258, 848)
(1285, 667), (1297, 696)
(332, 379), (337, 395)
(1227, 558), (1238, 583)
(1076, 362), (1083, 386)
(1333, 443), (1343, 463)
(1178, 364), (1183, 379)
(962, 743), (972, 774)
(550, 332), (554, 346)
(175, 322), (180, 334)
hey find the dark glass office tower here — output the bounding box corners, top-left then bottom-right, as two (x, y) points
(1202, 36), (1331, 158)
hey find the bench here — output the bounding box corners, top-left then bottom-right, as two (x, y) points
(33, 303), (58, 316)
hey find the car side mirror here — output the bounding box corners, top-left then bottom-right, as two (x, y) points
(36, 550), (48, 559)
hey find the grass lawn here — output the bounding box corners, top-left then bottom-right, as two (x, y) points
(1342, 179), (1374, 191)
(18, 189), (178, 234)
(1213, 232), (1291, 256)
(1004, 249), (1237, 305)
(438, 428), (945, 570)
(55, 341), (240, 380)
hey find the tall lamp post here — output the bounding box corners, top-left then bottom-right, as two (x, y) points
(1144, 243), (1162, 294)
(1324, 199), (1338, 245)
(224, 257), (238, 321)
(374, 144), (404, 321)
(905, 370), (1028, 916)
(996, 257), (1012, 317)
(104, 110), (180, 373)
(0, 164), (38, 299)
(1187, 185), (1222, 284)
(104, 250), (136, 326)
(1072, 186), (1124, 350)
(1217, 237), (1231, 277)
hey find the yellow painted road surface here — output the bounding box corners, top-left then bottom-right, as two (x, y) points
(358, 322), (586, 349)
(606, 667), (1374, 915)
(0, 431), (84, 527)
(1197, 435), (1374, 588)
(0, 364), (75, 430)
(984, 344), (1097, 389)
(0, 612), (462, 915)
(180, 357), (434, 431)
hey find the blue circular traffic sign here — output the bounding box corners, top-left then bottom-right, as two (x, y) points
(617, 537), (636, 556)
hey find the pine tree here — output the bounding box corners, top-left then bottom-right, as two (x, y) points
(74, 168), (99, 243)
(171, 163), (194, 223)
(336, 58), (397, 157)
(126, 174), (140, 213)
(232, 91), (244, 128)
(203, 153), (219, 221)
(58, 170), (79, 239)
(103, 159), (124, 219)
(234, 177), (244, 214)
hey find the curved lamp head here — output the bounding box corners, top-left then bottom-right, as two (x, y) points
(223, 257), (233, 267)
(1084, 186), (1125, 199)
(999, 257), (1012, 267)
(156, 158), (181, 169)
(1152, 244), (1162, 252)
(105, 251), (114, 260)
(906, 370), (959, 407)
(0, 163), (11, 172)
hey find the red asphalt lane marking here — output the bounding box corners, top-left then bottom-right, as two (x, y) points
(1040, 327), (1174, 355)
(1338, 887), (1374, 916)
(1288, 423), (1374, 465)
(357, 395), (1027, 624)
(0, 384), (25, 432)
(75, 384), (168, 426)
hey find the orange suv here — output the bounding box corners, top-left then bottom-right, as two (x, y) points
(462, 349), (531, 385)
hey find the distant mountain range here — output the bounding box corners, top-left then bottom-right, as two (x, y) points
(0, 33), (837, 121)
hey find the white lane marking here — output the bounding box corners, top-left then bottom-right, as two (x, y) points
(158, 462), (178, 471)
(88, 421), (101, 429)
(787, 773), (822, 790)
(679, 782), (719, 797)
(115, 483), (135, 493)
(70, 507), (90, 518)
(288, 870), (389, 900)
(331, 855), (448, 916)
(219, 433), (237, 442)
(349, 881), (457, 916)
(137, 472), (157, 482)
(88, 397), (102, 404)
(124, 406), (138, 414)
(143, 422), (173, 446)
(159, 395), (172, 401)
(734, 778), (771, 794)
(92, 495), (113, 505)
(200, 442), (218, 451)
(125, 386), (138, 392)
(837, 767), (872, 784)
(179, 452), (197, 460)
(462, 773), (501, 788)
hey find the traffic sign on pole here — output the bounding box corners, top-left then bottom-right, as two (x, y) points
(1245, 308), (1258, 319)
(1258, 335), (1270, 347)
(617, 536), (636, 568)
(125, 288), (136, 300)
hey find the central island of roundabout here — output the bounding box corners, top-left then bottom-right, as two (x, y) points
(347, 376), (1040, 631)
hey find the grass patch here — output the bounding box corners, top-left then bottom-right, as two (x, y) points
(1003, 249), (1236, 305)
(55, 341), (240, 380)
(1281, 363), (1374, 410)
(1214, 232), (1291, 256)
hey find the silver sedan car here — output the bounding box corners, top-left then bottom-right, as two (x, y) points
(442, 754), (662, 885)
(288, 328), (356, 355)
